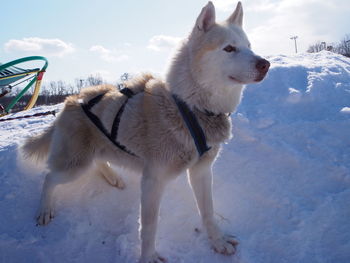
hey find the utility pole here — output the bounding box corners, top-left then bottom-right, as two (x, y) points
(290, 36), (298, 53)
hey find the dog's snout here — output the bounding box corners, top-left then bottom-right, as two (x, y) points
(256, 59), (270, 74)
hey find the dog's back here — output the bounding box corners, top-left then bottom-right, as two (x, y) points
(21, 73), (155, 171)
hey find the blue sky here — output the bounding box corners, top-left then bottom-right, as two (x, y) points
(1, 0), (349, 84)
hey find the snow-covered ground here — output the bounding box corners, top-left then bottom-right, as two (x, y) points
(1, 51), (349, 263)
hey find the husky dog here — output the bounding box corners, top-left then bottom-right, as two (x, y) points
(21, 2), (269, 262)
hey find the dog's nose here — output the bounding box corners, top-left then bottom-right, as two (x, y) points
(256, 59), (270, 74)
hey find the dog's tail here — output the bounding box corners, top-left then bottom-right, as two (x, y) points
(21, 125), (54, 164)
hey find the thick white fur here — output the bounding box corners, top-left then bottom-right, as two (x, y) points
(20, 2), (269, 263)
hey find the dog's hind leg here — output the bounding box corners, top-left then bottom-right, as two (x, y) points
(36, 170), (84, 226)
(96, 161), (125, 189)
(35, 111), (96, 225)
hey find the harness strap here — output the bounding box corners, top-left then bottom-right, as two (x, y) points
(172, 94), (211, 157)
(110, 88), (135, 143)
(83, 93), (104, 110)
(119, 87), (135, 98)
(82, 89), (211, 158)
(80, 88), (137, 157)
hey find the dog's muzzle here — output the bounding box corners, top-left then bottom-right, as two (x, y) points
(255, 58), (270, 81)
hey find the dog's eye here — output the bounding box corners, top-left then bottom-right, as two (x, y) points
(223, 45), (237, 53)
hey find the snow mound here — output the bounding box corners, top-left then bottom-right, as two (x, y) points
(0, 51), (349, 263)
(241, 51), (350, 122)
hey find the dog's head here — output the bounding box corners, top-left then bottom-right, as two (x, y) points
(188, 1), (270, 88)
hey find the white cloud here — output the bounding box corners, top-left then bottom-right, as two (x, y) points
(90, 45), (129, 62)
(4, 37), (74, 57)
(147, 35), (182, 52)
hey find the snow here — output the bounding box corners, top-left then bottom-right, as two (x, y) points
(1, 51), (349, 263)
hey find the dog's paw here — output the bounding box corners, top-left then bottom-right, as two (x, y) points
(139, 252), (167, 263)
(36, 207), (54, 226)
(98, 166), (126, 189)
(211, 235), (239, 255)
(111, 176), (125, 189)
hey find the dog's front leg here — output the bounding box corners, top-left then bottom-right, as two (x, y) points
(188, 159), (238, 255)
(139, 166), (167, 263)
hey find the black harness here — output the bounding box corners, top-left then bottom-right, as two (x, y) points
(80, 88), (137, 156)
(172, 94), (211, 157)
(81, 88), (211, 158)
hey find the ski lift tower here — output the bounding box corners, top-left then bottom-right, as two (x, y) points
(290, 36), (298, 53)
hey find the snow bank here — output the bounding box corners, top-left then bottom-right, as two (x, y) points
(0, 51), (349, 263)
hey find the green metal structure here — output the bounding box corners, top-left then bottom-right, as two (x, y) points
(0, 56), (48, 116)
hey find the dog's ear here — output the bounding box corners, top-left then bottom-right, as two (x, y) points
(195, 1), (216, 32)
(227, 1), (243, 27)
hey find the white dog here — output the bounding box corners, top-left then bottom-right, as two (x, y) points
(21, 2), (269, 262)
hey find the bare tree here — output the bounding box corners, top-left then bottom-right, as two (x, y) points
(2, 73), (111, 110)
(337, 35), (350, 57)
(307, 41), (326, 53)
(56, 80), (67, 96)
(120, 72), (131, 81)
(75, 78), (85, 93)
(307, 34), (350, 58)
(86, 74), (103, 86)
